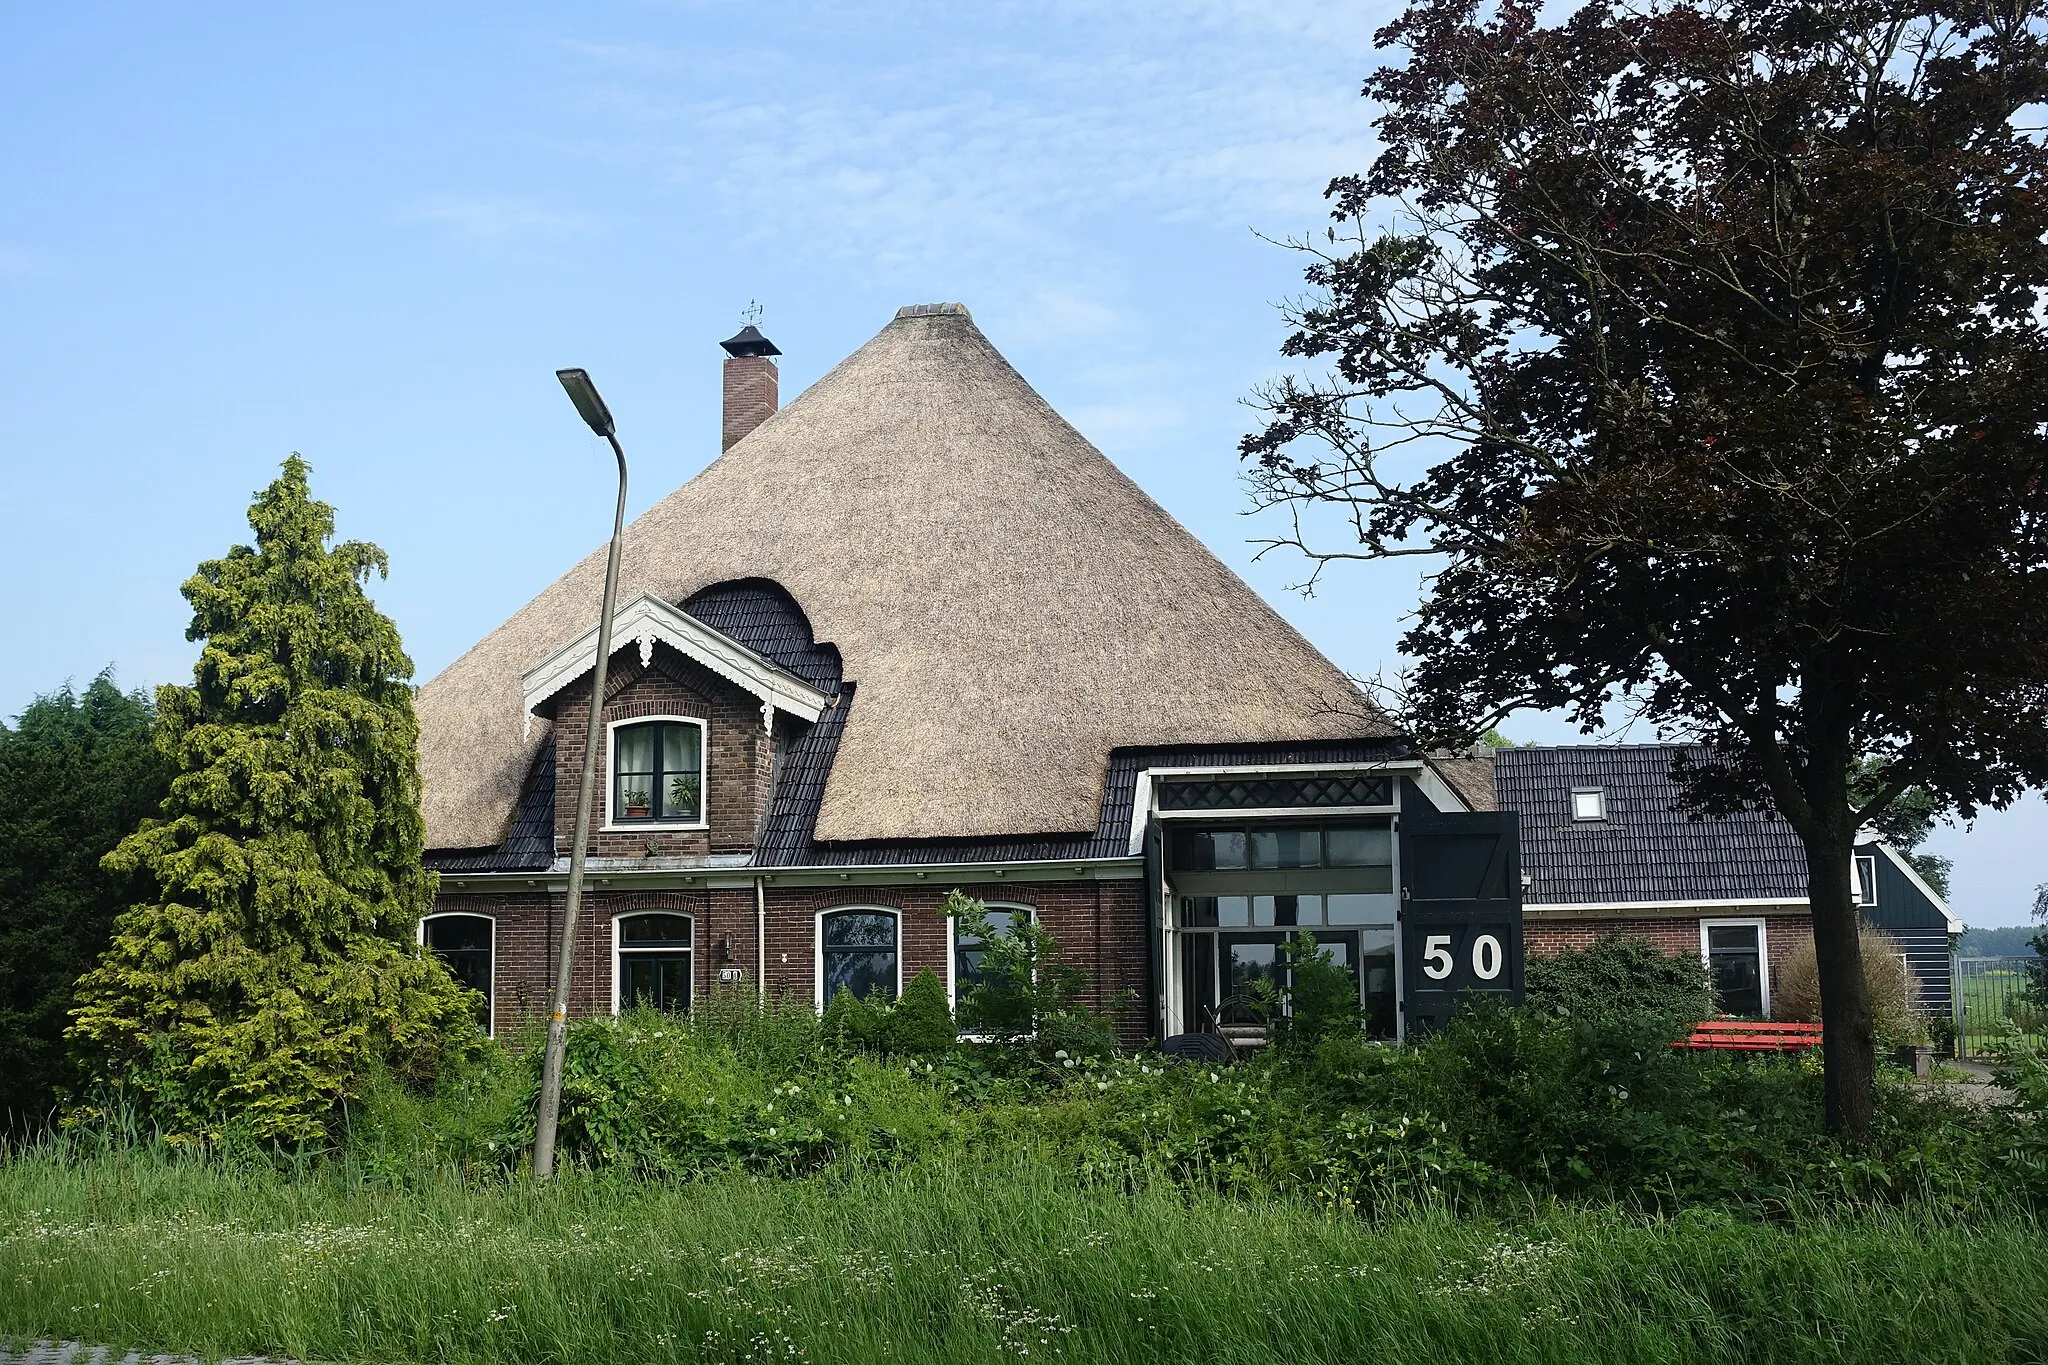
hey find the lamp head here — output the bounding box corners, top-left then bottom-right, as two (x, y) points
(555, 368), (616, 438)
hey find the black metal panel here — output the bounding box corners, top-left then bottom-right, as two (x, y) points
(1157, 773), (1393, 812)
(1399, 807), (1523, 1034)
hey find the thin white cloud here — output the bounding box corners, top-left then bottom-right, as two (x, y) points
(557, 0), (1391, 289)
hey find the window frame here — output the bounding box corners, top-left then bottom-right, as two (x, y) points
(418, 911), (496, 1037)
(1570, 788), (1607, 822)
(947, 901), (1036, 1011)
(815, 906), (903, 1009)
(1699, 917), (1770, 1017)
(603, 714), (709, 831)
(1852, 854), (1879, 907)
(611, 910), (696, 1015)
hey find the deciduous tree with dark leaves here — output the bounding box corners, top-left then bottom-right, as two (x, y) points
(1244, 0), (2048, 1138)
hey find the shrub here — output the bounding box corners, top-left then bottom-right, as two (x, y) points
(1773, 927), (1919, 1042)
(1523, 936), (1713, 1024)
(883, 968), (956, 1056)
(821, 986), (881, 1048)
(1256, 932), (1363, 1051)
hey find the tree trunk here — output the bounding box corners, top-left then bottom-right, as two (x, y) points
(1805, 815), (1876, 1140)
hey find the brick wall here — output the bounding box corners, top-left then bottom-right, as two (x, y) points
(551, 646), (773, 860)
(431, 878), (1150, 1045)
(722, 355), (778, 450)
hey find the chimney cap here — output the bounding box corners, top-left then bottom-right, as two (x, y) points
(720, 324), (782, 358)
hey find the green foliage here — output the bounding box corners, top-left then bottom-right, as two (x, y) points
(1251, 932), (1364, 1051)
(1523, 937), (1714, 1026)
(883, 968), (956, 1057)
(64, 457), (480, 1144)
(821, 984), (881, 1048)
(0, 672), (170, 1126)
(946, 890), (1121, 1058)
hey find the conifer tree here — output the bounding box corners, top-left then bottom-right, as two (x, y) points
(67, 456), (478, 1142)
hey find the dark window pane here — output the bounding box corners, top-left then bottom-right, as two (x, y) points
(1170, 828), (1247, 871)
(824, 949), (897, 1002)
(1182, 897), (1219, 928)
(1358, 929), (1397, 1040)
(660, 958), (691, 1009)
(1325, 825), (1391, 868)
(1222, 939), (1282, 1021)
(620, 949), (691, 1011)
(620, 913), (693, 945)
(1249, 827), (1321, 869)
(1707, 925), (1758, 953)
(426, 915), (491, 953)
(1180, 933), (1217, 1028)
(824, 911), (897, 948)
(1709, 950), (1763, 1016)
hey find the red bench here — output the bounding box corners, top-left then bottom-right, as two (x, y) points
(1675, 1020), (1823, 1052)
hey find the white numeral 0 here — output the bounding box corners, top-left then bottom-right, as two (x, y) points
(1422, 934), (1454, 980)
(1471, 934), (1503, 981)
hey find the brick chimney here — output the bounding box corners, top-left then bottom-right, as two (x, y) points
(718, 323), (781, 451)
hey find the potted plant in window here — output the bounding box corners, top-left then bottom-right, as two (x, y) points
(622, 787), (652, 819)
(668, 773), (699, 818)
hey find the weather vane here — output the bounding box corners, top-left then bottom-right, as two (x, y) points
(742, 300), (764, 326)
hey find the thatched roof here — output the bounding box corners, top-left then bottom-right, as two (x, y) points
(417, 303), (1389, 850)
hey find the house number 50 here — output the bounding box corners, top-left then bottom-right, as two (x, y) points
(1422, 933), (1505, 982)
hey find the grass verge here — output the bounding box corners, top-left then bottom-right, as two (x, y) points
(2, 1146), (2046, 1364)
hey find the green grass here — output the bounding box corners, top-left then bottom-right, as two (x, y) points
(3, 1146), (2047, 1364)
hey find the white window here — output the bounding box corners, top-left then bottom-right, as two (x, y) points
(605, 716), (707, 829)
(1570, 788), (1607, 821)
(1700, 919), (1769, 1017)
(613, 912), (694, 1014)
(817, 907), (901, 1008)
(1853, 854), (1878, 907)
(420, 912), (495, 1036)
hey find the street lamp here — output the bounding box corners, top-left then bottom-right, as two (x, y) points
(531, 367), (629, 1181)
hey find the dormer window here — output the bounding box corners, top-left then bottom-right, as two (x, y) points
(1570, 788), (1607, 822)
(610, 718), (705, 826)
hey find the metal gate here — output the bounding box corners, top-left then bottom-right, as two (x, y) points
(1955, 956), (2047, 1060)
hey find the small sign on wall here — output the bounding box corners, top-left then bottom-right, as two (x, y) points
(718, 967), (745, 984)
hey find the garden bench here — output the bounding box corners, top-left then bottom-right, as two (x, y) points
(1675, 1020), (1823, 1052)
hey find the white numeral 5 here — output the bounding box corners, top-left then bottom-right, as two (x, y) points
(1422, 934), (1454, 980)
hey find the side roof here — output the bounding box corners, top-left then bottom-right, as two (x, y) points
(1495, 744), (1809, 906)
(417, 304), (1386, 851)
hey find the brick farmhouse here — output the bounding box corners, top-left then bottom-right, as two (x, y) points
(411, 304), (1948, 1044)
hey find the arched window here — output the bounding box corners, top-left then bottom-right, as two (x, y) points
(818, 908), (900, 1006)
(608, 718), (705, 826)
(615, 912), (694, 1013)
(421, 913), (494, 1035)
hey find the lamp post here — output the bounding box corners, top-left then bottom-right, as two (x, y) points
(532, 367), (629, 1181)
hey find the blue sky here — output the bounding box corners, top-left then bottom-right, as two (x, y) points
(3, 1), (2039, 925)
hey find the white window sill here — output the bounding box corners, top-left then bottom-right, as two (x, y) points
(601, 822), (709, 834)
